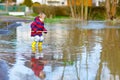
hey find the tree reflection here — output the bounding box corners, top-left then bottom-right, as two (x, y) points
(4, 21), (120, 80)
(96, 28), (120, 80)
(14, 21), (120, 80)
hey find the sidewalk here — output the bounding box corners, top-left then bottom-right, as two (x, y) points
(0, 15), (32, 22)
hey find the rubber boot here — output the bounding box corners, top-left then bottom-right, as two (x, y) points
(38, 42), (42, 52)
(31, 41), (37, 53)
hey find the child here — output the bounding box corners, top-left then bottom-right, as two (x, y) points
(31, 12), (47, 53)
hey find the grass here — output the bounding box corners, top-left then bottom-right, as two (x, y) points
(45, 16), (70, 23)
(45, 18), (60, 23)
(16, 14), (70, 23)
(28, 13), (70, 23)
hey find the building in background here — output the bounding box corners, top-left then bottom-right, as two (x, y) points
(1, 0), (108, 7)
(67, 0), (92, 7)
(46, 0), (67, 6)
(93, 0), (105, 6)
(16, 0), (24, 5)
(16, 0), (67, 6)
(16, 0), (45, 5)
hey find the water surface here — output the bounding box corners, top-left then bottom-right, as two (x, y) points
(0, 20), (120, 80)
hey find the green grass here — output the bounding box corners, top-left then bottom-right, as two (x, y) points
(18, 14), (70, 23)
(30, 13), (38, 17)
(53, 16), (70, 19)
(45, 16), (70, 23)
(45, 18), (60, 23)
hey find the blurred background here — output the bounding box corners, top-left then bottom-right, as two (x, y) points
(0, 0), (120, 20)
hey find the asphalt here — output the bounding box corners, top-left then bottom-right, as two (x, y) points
(0, 16), (32, 22)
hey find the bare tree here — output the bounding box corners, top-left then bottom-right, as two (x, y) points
(111, 0), (117, 19)
(106, 0), (117, 20)
(5, 0), (8, 12)
(85, 0), (88, 20)
(68, 0), (91, 20)
(69, 0), (75, 18)
(81, 0), (84, 20)
(74, 0), (77, 18)
(5, 0), (14, 12)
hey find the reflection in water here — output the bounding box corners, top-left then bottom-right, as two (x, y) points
(60, 28), (102, 80)
(96, 28), (120, 80)
(0, 60), (9, 80)
(0, 21), (120, 80)
(31, 53), (48, 79)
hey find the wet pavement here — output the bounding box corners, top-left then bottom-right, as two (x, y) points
(0, 20), (120, 80)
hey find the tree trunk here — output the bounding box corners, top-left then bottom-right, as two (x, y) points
(81, 0), (84, 20)
(111, 0), (117, 19)
(106, 0), (111, 20)
(85, 0), (88, 20)
(5, 0), (8, 12)
(106, 0), (117, 20)
(74, 0), (77, 18)
(68, 0), (75, 18)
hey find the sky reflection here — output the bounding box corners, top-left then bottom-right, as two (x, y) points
(0, 21), (120, 80)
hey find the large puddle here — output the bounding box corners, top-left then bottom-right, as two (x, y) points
(0, 20), (120, 80)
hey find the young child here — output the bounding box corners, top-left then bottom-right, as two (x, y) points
(31, 12), (47, 53)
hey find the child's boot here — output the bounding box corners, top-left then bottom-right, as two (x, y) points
(31, 41), (37, 53)
(38, 42), (42, 52)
